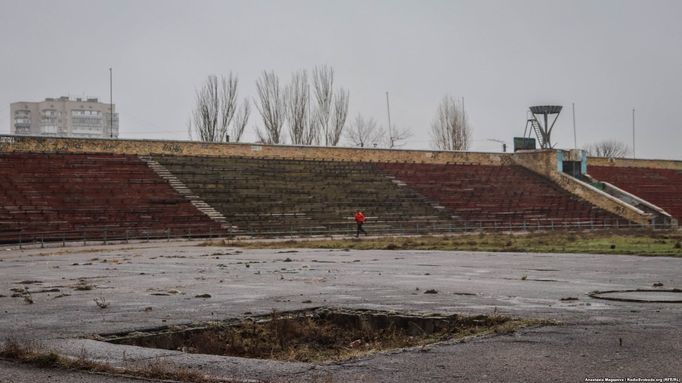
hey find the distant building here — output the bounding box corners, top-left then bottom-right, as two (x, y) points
(10, 96), (118, 138)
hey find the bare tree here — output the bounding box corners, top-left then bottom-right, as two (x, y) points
(345, 114), (385, 148)
(328, 88), (349, 146)
(255, 71), (286, 144)
(188, 74), (236, 142)
(285, 70), (312, 145)
(430, 95), (471, 151)
(345, 114), (409, 149)
(385, 123), (411, 149)
(312, 65), (334, 145)
(231, 99), (250, 142)
(188, 73), (250, 142)
(584, 140), (630, 158)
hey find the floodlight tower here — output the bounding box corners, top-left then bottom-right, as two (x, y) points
(525, 105), (563, 149)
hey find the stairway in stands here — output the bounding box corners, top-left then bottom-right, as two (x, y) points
(139, 156), (233, 230)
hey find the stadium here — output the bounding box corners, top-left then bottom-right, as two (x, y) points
(0, 133), (680, 382)
(1, 134), (679, 244)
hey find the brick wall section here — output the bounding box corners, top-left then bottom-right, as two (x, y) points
(3, 136), (678, 170)
(588, 157), (682, 170)
(0, 136), (507, 165)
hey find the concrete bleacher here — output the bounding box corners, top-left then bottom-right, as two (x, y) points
(0, 148), (649, 243)
(588, 166), (682, 222)
(0, 153), (221, 242)
(376, 162), (625, 227)
(153, 155), (457, 235)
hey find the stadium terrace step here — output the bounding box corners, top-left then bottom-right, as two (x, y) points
(0, 153), (222, 242)
(152, 155), (458, 235)
(2, 151), (661, 243)
(588, 166), (681, 224)
(376, 162), (626, 227)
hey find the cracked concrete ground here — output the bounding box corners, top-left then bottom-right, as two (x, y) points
(0, 240), (680, 382)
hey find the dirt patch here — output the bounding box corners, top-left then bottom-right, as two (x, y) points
(100, 308), (543, 363)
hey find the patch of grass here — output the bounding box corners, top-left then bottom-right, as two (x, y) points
(0, 338), (231, 383)
(212, 230), (682, 257)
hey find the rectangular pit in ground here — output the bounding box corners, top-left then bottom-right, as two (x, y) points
(99, 308), (536, 362)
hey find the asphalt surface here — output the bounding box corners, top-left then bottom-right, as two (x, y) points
(0, 360), (143, 383)
(0, 240), (680, 382)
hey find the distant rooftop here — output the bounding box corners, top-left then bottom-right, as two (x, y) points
(43, 96), (100, 103)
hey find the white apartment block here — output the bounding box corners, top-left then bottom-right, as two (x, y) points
(10, 96), (118, 138)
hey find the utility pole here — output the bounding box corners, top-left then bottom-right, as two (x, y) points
(385, 91), (393, 148)
(307, 83), (312, 145)
(632, 108), (636, 159)
(571, 102), (578, 149)
(109, 67), (113, 138)
(461, 97), (465, 134)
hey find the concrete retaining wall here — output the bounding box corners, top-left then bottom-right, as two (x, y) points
(0, 135), (507, 166)
(588, 156), (682, 170)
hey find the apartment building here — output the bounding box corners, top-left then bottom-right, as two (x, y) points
(10, 96), (118, 138)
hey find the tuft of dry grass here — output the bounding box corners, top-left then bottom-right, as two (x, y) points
(93, 296), (109, 309)
(22, 292), (34, 304)
(0, 338), (240, 383)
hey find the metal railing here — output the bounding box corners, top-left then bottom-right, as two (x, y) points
(0, 219), (677, 250)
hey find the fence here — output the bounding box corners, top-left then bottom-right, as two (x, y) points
(0, 219), (677, 250)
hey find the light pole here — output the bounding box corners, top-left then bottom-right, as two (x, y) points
(571, 102), (578, 149)
(109, 67), (113, 138)
(632, 108), (636, 159)
(385, 91), (393, 148)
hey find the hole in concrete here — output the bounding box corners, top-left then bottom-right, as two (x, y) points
(101, 308), (530, 362)
(589, 289), (682, 303)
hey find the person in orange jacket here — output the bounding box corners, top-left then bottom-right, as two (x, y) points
(354, 211), (367, 237)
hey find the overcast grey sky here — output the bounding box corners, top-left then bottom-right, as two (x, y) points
(1, 0), (680, 159)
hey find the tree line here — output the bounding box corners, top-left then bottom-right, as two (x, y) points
(188, 66), (473, 151)
(187, 74), (631, 158)
(187, 65), (351, 147)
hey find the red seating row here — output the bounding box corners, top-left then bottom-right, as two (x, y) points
(588, 166), (682, 221)
(0, 153), (222, 242)
(376, 163), (625, 225)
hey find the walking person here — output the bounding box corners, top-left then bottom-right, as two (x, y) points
(354, 210), (367, 237)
